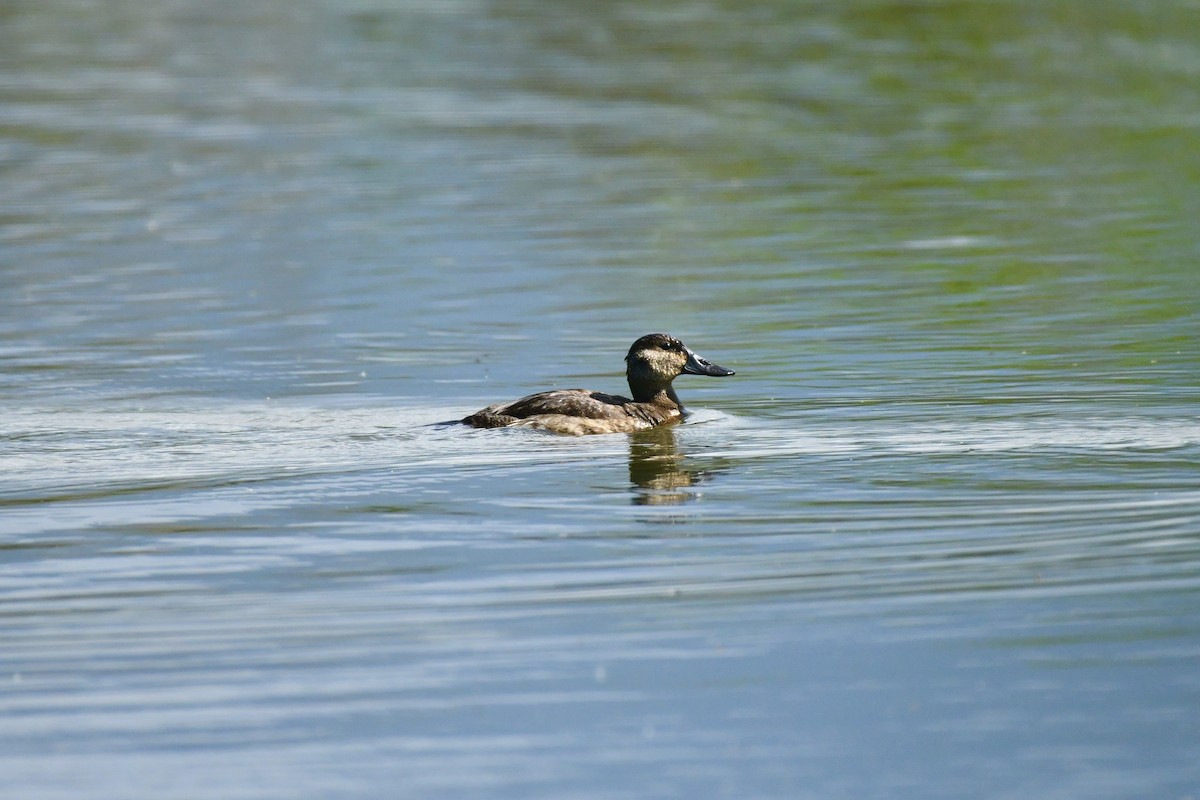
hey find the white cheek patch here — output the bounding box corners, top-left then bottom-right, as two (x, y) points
(640, 349), (686, 377)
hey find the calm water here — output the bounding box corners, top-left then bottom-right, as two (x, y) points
(3, 1), (1199, 797)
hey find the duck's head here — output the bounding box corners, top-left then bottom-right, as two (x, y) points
(624, 333), (734, 401)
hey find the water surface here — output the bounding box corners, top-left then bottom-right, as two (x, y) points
(2, 1), (1199, 798)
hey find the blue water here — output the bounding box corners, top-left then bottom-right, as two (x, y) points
(3, 1), (1200, 798)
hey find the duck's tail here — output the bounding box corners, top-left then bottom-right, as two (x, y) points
(461, 410), (520, 429)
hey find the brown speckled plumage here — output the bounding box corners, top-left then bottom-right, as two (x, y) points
(462, 334), (735, 436)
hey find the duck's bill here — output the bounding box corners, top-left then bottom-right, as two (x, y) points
(682, 348), (735, 377)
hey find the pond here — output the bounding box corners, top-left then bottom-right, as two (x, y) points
(2, 1), (1199, 797)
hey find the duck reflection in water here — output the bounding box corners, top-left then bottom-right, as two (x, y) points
(628, 425), (721, 506)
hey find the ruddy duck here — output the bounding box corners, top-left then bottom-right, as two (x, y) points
(462, 333), (735, 436)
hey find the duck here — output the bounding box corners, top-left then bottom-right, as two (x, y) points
(462, 333), (735, 435)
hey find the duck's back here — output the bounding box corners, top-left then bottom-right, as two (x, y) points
(462, 389), (676, 433)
